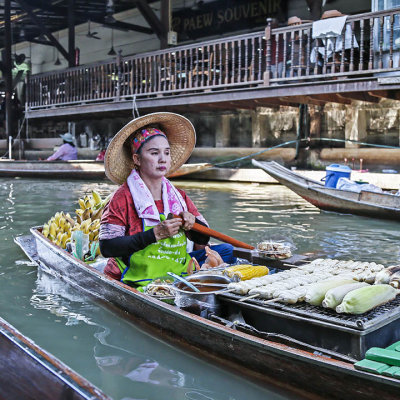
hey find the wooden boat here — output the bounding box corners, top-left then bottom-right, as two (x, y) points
(0, 314), (110, 400)
(252, 159), (400, 220)
(14, 228), (400, 400)
(0, 159), (106, 179)
(0, 160), (211, 180)
(168, 162), (213, 178)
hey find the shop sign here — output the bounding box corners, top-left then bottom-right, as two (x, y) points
(172, 0), (286, 41)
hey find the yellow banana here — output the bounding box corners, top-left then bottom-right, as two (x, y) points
(91, 208), (103, 221)
(49, 222), (57, 237)
(101, 193), (112, 209)
(60, 233), (69, 248)
(82, 208), (91, 221)
(59, 217), (66, 231)
(92, 190), (102, 206)
(79, 198), (86, 210)
(42, 224), (49, 237)
(90, 219), (100, 230)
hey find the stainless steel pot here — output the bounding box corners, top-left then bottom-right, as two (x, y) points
(173, 274), (230, 317)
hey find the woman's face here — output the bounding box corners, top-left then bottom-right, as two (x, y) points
(133, 136), (171, 180)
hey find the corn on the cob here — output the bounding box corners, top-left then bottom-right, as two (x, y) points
(336, 284), (398, 314)
(305, 277), (356, 306)
(223, 264), (254, 278)
(374, 265), (400, 284)
(231, 266), (269, 282)
(322, 282), (369, 309)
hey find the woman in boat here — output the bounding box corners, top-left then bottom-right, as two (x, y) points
(46, 132), (78, 161)
(99, 112), (236, 288)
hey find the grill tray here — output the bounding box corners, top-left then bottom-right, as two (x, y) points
(219, 292), (400, 360)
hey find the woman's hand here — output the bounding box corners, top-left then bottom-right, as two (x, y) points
(153, 218), (183, 241)
(180, 211), (195, 231)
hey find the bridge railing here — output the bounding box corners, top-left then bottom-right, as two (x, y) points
(27, 7), (400, 110)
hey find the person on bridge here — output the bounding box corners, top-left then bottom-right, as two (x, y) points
(99, 112), (235, 288)
(46, 132), (78, 161)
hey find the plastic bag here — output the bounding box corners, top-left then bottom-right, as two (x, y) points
(256, 236), (296, 260)
(337, 177), (383, 194)
(70, 230), (89, 260)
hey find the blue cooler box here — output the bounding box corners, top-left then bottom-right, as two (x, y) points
(323, 164), (352, 188)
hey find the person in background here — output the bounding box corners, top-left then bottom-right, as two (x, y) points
(99, 112), (236, 288)
(96, 148), (106, 161)
(47, 132), (78, 161)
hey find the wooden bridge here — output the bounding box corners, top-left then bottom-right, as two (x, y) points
(26, 7), (400, 120)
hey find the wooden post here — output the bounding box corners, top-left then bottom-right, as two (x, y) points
(116, 50), (122, 101)
(160, 0), (170, 49)
(4, 0), (13, 144)
(68, 0), (75, 67)
(263, 18), (272, 86)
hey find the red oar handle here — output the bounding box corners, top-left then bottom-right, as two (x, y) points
(170, 214), (255, 250)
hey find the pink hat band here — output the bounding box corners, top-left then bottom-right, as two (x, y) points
(132, 128), (167, 153)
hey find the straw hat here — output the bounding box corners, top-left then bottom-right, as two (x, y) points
(104, 112), (196, 185)
(321, 10), (346, 19)
(60, 132), (74, 143)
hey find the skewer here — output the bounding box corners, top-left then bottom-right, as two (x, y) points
(239, 293), (260, 302)
(263, 298), (279, 304)
(283, 263), (297, 267)
(217, 288), (236, 294)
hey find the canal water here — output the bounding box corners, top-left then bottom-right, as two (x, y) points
(2, 177), (400, 400)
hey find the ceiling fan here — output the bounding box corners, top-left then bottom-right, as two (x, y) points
(86, 20), (101, 40)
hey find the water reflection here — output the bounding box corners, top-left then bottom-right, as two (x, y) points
(32, 269), (292, 400)
(3, 177), (400, 400)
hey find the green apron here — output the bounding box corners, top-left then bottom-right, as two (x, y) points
(115, 214), (191, 287)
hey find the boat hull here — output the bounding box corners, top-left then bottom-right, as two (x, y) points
(0, 161), (211, 180)
(253, 160), (400, 220)
(0, 315), (109, 400)
(15, 228), (400, 400)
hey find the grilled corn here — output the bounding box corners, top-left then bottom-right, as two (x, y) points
(336, 284), (398, 314)
(231, 265), (269, 282)
(305, 277), (356, 306)
(322, 282), (369, 309)
(223, 264), (254, 278)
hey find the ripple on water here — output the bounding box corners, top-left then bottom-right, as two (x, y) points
(0, 178), (399, 400)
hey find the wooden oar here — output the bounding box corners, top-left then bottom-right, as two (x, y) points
(170, 214), (255, 250)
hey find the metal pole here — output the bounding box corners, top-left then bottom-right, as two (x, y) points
(4, 0), (13, 150)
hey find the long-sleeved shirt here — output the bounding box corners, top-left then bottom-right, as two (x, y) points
(47, 143), (78, 161)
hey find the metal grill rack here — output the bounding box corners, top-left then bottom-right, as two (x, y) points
(218, 292), (400, 360)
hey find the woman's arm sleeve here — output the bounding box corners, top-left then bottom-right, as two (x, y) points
(99, 229), (156, 257)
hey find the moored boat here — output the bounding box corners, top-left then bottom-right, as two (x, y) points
(0, 160), (211, 180)
(0, 314), (110, 400)
(252, 160), (400, 220)
(14, 228), (400, 400)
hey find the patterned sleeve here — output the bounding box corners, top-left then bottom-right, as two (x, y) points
(100, 188), (129, 240)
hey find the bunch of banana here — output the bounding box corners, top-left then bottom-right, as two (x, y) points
(42, 190), (111, 257)
(75, 190), (111, 224)
(42, 211), (74, 249)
